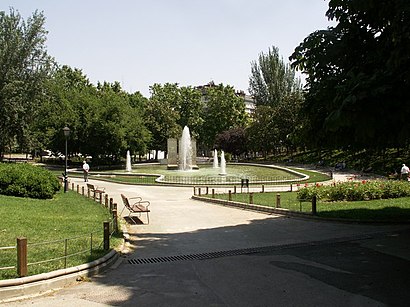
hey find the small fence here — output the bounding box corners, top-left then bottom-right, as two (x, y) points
(0, 181), (120, 280)
(193, 185), (318, 215)
(158, 175), (307, 186)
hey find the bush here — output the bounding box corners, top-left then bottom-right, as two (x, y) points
(0, 163), (60, 199)
(297, 180), (410, 202)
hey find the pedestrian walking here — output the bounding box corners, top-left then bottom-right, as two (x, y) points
(83, 161), (90, 182)
(400, 163), (409, 180)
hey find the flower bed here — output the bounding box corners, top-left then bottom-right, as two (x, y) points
(297, 180), (410, 202)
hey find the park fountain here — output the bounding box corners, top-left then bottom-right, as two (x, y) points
(219, 150), (227, 176)
(126, 150), (132, 172)
(179, 126), (193, 171)
(213, 149), (219, 168)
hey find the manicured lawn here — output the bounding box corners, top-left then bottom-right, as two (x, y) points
(208, 191), (410, 222)
(62, 166), (331, 186)
(0, 191), (122, 280)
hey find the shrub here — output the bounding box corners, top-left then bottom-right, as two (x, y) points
(297, 180), (410, 202)
(0, 163), (60, 199)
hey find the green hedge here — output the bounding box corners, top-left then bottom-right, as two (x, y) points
(0, 163), (60, 199)
(297, 180), (410, 202)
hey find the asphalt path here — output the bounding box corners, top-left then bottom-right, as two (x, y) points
(3, 174), (410, 306)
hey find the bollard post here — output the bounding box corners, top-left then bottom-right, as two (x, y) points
(261, 185), (265, 193)
(103, 221), (110, 251)
(17, 237), (28, 277)
(234, 186), (237, 194)
(312, 195), (317, 215)
(87, 187), (90, 198)
(212, 188), (215, 198)
(206, 187), (209, 195)
(109, 198), (113, 212)
(228, 190), (232, 201)
(82, 186), (85, 196)
(105, 194), (109, 208)
(77, 184), (79, 193)
(249, 192), (254, 204)
(290, 183), (293, 192)
(198, 187), (201, 196)
(72, 182), (74, 191)
(276, 193), (281, 208)
(193, 186), (196, 196)
(99, 193), (103, 204)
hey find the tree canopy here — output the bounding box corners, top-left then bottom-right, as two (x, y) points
(0, 9), (53, 157)
(290, 0), (410, 150)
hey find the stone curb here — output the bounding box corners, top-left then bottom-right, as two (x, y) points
(192, 195), (313, 218)
(192, 195), (410, 225)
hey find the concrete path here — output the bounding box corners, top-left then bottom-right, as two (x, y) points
(3, 170), (410, 306)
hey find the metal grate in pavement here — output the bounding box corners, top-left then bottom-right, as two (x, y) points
(127, 233), (375, 265)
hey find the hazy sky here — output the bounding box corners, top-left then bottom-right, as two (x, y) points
(2, 0), (333, 96)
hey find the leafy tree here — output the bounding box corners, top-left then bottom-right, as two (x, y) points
(0, 9), (53, 158)
(248, 46), (303, 155)
(215, 127), (247, 157)
(290, 0), (410, 150)
(145, 83), (180, 158)
(175, 86), (204, 140)
(249, 46), (301, 107)
(201, 83), (248, 148)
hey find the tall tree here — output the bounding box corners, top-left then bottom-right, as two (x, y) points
(145, 83), (180, 157)
(248, 46), (303, 155)
(0, 9), (53, 157)
(201, 83), (248, 148)
(290, 0), (410, 150)
(249, 46), (301, 107)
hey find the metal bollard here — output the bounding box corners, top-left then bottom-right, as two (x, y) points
(312, 195), (317, 215)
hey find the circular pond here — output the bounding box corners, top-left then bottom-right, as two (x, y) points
(94, 163), (309, 185)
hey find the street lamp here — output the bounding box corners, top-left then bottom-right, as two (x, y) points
(63, 126), (70, 192)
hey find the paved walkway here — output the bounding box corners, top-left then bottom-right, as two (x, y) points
(3, 169), (410, 306)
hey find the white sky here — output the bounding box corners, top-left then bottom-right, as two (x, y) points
(1, 0), (333, 97)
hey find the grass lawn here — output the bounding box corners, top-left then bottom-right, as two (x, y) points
(59, 166), (331, 186)
(208, 191), (410, 222)
(0, 191), (122, 280)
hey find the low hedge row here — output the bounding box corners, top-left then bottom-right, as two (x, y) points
(297, 180), (410, 202)
(0, 163), (60, 199)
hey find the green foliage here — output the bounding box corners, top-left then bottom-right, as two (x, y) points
(201, 83), (248, 148)
(0, 163), (60, 199)
(0, 191), (120, 279)
(0, 9), (53, 157)
(290, 0), (410, 150)
(297, 180), (410, 202)
(248, 46), (303, 154)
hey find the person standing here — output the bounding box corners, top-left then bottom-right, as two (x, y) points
(400, 163), (409, 180)
(83, 161), (90, 182)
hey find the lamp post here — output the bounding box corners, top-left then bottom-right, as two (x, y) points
(63, 126), (70, 192)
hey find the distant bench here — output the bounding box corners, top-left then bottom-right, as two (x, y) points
(86, 183), (105, 200)
(121, 194), (150, 224)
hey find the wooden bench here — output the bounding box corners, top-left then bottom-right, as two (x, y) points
(120, 194), (150, 224)
(86, 183), (105, 200)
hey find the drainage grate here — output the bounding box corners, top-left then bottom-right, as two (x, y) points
(127, 233), (376, 265)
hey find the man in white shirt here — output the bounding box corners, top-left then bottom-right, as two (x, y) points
(400, 164), (409, 180)
(82, 161), (90, 182)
